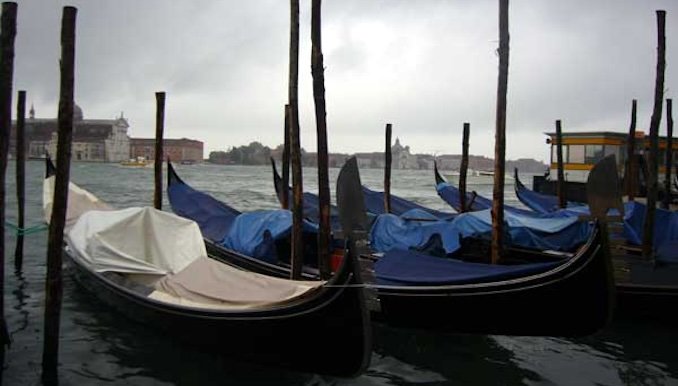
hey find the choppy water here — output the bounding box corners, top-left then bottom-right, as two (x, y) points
(3, 160), (678, 385)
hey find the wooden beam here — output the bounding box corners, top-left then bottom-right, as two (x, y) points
(0, 1), (17, 373)
(154, 91), (165, 210)
(311, 0), (331, 279)
(555, 119), (566, 208)
(281, 104), (290, 209)
(14, 89), (25, 271)
(384, 123), (392, 213)
(43, 6), (76, 384)
(626, 100), (637, 201)
(491, 0), (510, 264)
(459, 122), (470, 212)
(642, 10), (666, 260)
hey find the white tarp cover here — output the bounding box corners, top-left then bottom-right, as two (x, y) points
(43, 175), (112, 228)
(150, 256), (324, 309)
(67, 207), (206, 275)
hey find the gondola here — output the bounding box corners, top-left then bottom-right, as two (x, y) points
(271, 158), (455, 221)
(433, 162), (535, 216)
(169, 159), (615, 336)
(44, 158), (372, 377)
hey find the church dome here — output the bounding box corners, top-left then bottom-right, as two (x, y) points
(74, 103), (83, 121)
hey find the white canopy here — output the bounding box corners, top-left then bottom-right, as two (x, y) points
(43, 175), (112, 229)
(67, 206), (325, 309)
(67, 207), (205, 275)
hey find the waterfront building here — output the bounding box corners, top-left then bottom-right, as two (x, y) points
(11, 104), (130, 162)
(130, 138), (204, 163)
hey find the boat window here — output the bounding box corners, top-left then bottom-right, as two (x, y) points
(569, 145), (585, 163)
(551, 144), (569, 163)
(585, 145), (604, 164)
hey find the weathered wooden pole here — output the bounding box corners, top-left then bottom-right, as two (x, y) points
(491, 0), (510, 264)
(555, 119), (566, 208)
(663, 98), (673, 209)
(642, 10), (666, 260)
(0, 1), (17, 372)
(43, 6), (76, 384)
(311, 0), (331, 279)
(459, 122), (470, 212)
(384, 123), (392, 213)
(626, 100), (638, 201)
(288, 0), (304, 279)
(281, 104), (290, 209)
(14, 89), (26, 271)
(154, 91), (165, 210)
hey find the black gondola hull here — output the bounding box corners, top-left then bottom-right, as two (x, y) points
(206, 228), (614, 337)
(65, 248), (371, 377)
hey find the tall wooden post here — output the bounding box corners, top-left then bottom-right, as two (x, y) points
(0, 2), (17, 373)
(459, 122), (470, 212)
(642, 10), (666, 260)
(555, 120), (566, 208)
(288, 0), (303, 279)
(626, 100), (638, 201)
(311, 0), (331, 279)
(154, 91), (165, 210)
(384, 123), (392, 213)
(14, 89), (26, 271)
(281, 104), (290, 209)
(43, 6), (76, 384)
(491, 0), (510, 264)
(663, 98), (673, 209)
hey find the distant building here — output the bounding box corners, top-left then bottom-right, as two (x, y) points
(130, 138), (204, 162)
(391, 137), (419, 169)
(10, 104), (130, 162)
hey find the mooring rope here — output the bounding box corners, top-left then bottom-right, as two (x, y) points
(4, 221), (48, 236)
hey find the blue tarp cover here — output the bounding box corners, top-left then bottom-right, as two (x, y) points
(221, 209), (318, 263)
(168, 182), (241, 242)
(374, 249), (562, 286)
(369, 208), (591, 254)
(169, 179), (319, 263)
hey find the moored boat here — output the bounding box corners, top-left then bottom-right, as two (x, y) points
(169, 158), (615, 337)
(44, 159), (372, 377)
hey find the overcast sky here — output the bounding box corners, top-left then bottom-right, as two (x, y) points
(9, 0), (678, 161)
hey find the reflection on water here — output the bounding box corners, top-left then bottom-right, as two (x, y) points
(2, 160), (678, 385)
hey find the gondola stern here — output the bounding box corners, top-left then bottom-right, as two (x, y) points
(434, 160), (446, 186)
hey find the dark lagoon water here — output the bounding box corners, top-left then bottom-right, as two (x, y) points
(2, 160), (678, 385)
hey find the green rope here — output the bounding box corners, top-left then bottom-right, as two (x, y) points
(4, 221), (48, 236)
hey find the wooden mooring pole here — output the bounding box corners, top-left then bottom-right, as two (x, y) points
(311, 0), (331, 279)
(459, 122), (470, 213)
(288, 0), (303, 279)
(43, 6), (77, 384)
(384, 123), (392, 214)
(491, 0), (510, 264)
(154, 91), (165, 210)
(626, 100), (638, 201)
(663, 98), (673, 209)
(281, 104), (290, 209)
(555, 120), (566, 208)
(642, 10), (666, 260)
(0, 1), (17, 373)
(14, 89), (26, 272)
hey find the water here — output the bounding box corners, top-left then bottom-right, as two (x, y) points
(3, 160), (678, 385)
